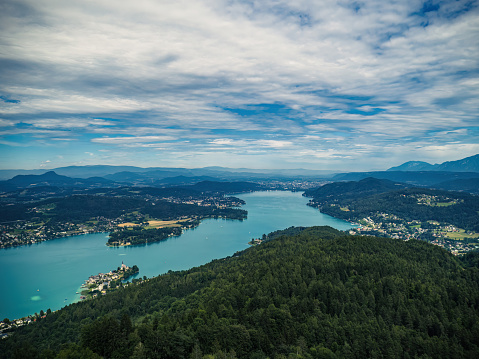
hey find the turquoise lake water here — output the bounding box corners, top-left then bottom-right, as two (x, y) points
(0, 191), (355, 320)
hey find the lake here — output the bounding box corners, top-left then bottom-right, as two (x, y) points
(0, 191), (355, 320)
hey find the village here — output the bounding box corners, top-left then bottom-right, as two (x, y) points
(1, 263), (141, 340)
(80, 263), (140, 300)
(0, 217), (120, 248)
(348, 212), (479, 255)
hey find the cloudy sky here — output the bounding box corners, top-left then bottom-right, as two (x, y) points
(1, 0), (478, 171)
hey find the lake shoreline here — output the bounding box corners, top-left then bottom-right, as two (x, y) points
(0, 191), (356, 321)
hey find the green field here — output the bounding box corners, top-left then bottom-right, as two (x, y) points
(446, 229), (479, 240)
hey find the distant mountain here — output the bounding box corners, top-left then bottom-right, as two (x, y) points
(387, 161), (435, 171)
(304, 177), (409, 202)
(51, 165), (160, 178)
(0, 171), (117, 193)
(156, 176), (221, 186)
(7, 171), (77, 187)
(0, 165), (336, 182)
(104, 171), (153, 183)
(0, 169), (45, 181)
(388, 154), (479, 172)
(202, 166), (336, 177)
(435, 154), (479, 172)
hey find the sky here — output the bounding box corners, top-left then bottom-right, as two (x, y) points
(0, 0), (478, 171)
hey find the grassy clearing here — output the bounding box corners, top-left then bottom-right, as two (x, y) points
(146, 218), (191, 229)
(445, 229), (479, 240)
(118, 222), (141, 228)
(433, 202), (456, 207)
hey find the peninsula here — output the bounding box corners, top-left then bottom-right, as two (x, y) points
(80, 263), (139, 300)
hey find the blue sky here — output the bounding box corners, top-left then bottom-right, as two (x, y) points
(0, 0), (478, 171)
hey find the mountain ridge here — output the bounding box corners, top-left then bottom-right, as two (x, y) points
(388, 154), (479, 172)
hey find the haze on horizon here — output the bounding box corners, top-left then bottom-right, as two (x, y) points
(1, 0), (478, 171)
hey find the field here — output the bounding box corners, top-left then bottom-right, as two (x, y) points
(445, 229), (479, 240)
(117, 222), (140, 228)
(431, 202), (456, 207)
(146, 218), (191, 229)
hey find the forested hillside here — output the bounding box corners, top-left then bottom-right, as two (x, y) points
(0, 194), (246, 224)
(303, 177), (409, 202)
(2, 227), (479, 358)
(307, 187), (479, 233)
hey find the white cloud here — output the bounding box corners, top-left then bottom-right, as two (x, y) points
(91, 136), (177, 144)
(1, 0), (478, 169)
(0, 119), (15, 127)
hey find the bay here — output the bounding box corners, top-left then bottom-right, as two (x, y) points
(0, 191), (355, 320)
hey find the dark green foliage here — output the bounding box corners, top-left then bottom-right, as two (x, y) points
(108, 227), (183, 245)
(332, 170), (479, 187)
(304, 177), (409, 202)
(51, 195), (143, 222)
(54, 343), (102, 359)
(0, 194), (246, 226)
(141, 200), (246, 221)
(435, 178), (479, 195)
(459, 250), (479, 268)
(308, 186), (479, 232)
(2, 227), (479, 358)
(0, 202), (31, 221)
(187, 181), (263, 193)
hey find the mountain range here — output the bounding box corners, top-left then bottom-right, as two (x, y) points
(387, 154), (479, 172)
(331, 154), (479, 188)
(0, 165), (335, 182)
(0, 171), (117, 193)
(0, 154), (478, 194)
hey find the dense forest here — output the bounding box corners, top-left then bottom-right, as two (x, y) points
(303, 178), (409, 202)
(0, 194), (247, 224)
(305, 183), (479, 232)
(108, 227), (184, 246)
(2, 226), (479, 358)
(0, 178), (263, 203)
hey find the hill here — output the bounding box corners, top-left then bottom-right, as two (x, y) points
(0, 171), (118, 193)
(1, 226), (478, 358)
(307, 184), (479, 233)
(332, 170), (479, 188)
(303, 177), (409, 202)
(433, 178), (479, 195)
(186, 180), (263, 193)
